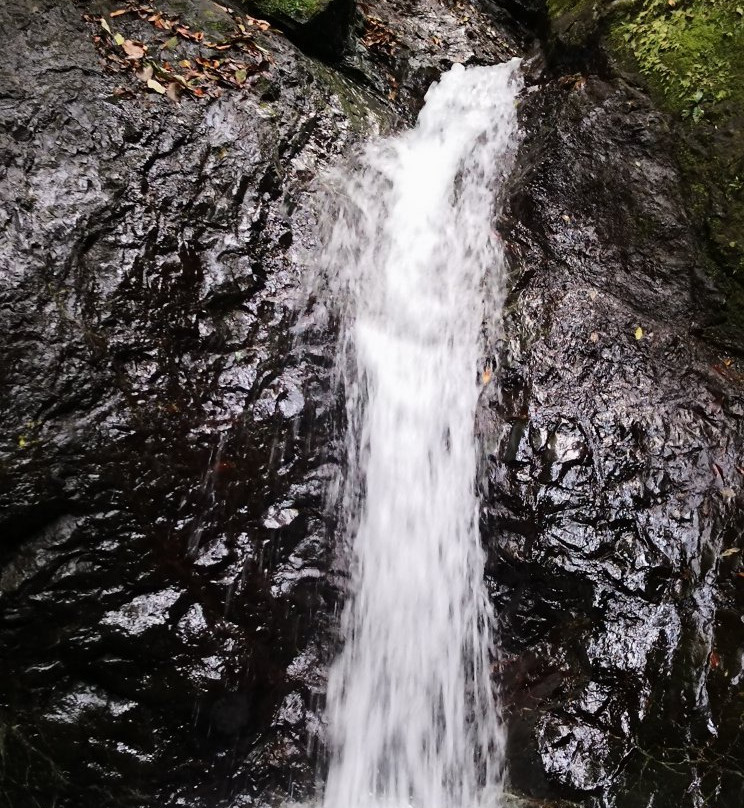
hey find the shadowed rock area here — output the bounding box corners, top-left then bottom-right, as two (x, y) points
(2, 0), (744, 807)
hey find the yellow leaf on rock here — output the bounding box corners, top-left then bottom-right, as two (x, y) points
(634, 326), (643, 340)
(147, 78), (166, 94)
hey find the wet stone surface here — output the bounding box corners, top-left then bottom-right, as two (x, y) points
(487, 73), (744, 807)
(3, 0), (744, 807)
(0, 0), (524, 806)
(0, 1), (383, 805)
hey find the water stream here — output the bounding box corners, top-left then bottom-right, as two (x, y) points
(317, 60), (523, 808)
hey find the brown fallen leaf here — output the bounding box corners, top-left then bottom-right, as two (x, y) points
(166, 82), (180, 102)
(123, 40), (146, 59)
(137, 64), (154, 82)
(110, 9), (130, 17)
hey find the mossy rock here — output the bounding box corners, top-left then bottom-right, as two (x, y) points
(159, 0), (236, 39)
(605, 0), (744, 341)
(236, 0), (355, 59)
(545, 0), (744, 346)
(546, 0), (598, 47)
(249, 0), (332, 25)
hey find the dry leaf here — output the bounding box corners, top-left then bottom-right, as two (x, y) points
(147, 77), (166, 94)
(721, 548), (740, 557)
(123, 40), (146, 59)
(166, 82), (180, 102)
(136, 64), (154, 82)
(634, 326), (643, 340)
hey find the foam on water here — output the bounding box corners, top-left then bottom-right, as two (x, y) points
(316, 59), (523, 808)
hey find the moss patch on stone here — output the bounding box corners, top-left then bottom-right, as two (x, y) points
(606, 1), (744, 335)
(249, 0), (330, 25)
(609, 0), (744, 120)
(161, 0), (236, 38)
(545, 0), (744, 341)
(546, 0), (597, 47)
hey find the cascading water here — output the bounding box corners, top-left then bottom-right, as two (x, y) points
(316, 59), (523, 808)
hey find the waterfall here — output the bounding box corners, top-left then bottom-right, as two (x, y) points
(316, 59), (522, 808)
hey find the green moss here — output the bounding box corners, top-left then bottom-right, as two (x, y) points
(161, 0), (236, 39)
(250, 0), (330, 25)
(547, 0), (597, 47)
(609, 0), (744, 119)
(547, 0), (592, 16)
(604, 1), (744, 340)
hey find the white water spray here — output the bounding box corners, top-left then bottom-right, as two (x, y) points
(316, 60), (522, 808)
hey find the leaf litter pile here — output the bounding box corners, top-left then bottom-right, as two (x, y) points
(84, 3), (275, 102)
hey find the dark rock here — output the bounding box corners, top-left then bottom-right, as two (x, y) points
(489, 68), (744, 806)
(0, 1), (391, 805)
(0, 0), (529, 806)
(238, 0), (356, 61)
(3, 0), (744, 807)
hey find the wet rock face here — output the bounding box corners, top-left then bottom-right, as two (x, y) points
(488, 74), (744, 806)
(237, 0), (356, 61)
(3, 0), (744, 806)
(0, 1), (385, 805)
(0, 0), (525, 806)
